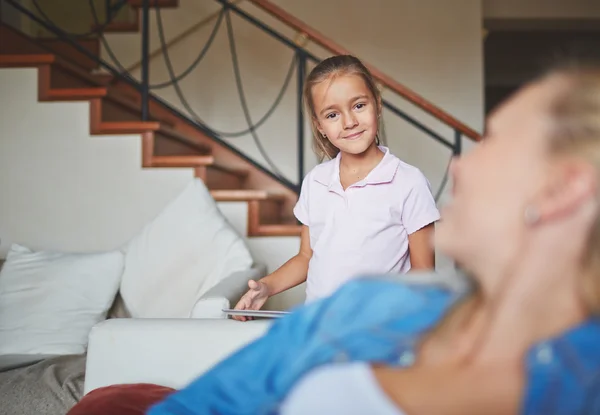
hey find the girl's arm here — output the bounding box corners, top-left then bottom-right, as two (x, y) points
(260, 225), (313, 295)
(408, 223), (435, 270)
(233, 226), (312, 320)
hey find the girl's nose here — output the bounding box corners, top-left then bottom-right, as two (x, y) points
(343, 113), (358, 129)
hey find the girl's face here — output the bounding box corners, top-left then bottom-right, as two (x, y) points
(311, 74), (380, 156)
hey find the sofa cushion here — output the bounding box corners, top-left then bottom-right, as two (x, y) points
(119, 179), (254, 318)
(0, 244), (123, 355)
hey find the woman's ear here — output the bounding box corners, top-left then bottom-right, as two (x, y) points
(534, 160), (597, 224)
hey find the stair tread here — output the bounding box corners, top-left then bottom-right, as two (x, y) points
(0, 54), (55, 66)
(47, 87), (107, 100)
(253, 224), (302, 237)
(98, 120), (161, 133)
(151, 154), (214, 167)
(97, 22), (139, 33)
(151, 155), (248, 181)
(210, 189), (287, 202)
(128, 0), (179, 7)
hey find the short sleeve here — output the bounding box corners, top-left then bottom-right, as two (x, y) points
(293, 175), (311, 226)
(401, 170), (440, 235)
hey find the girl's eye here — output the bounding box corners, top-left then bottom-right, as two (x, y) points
(326, 113), (338, 120)
(355, 103), (366, 110)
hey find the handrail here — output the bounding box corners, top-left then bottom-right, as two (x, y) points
(245, 0), (482, 141)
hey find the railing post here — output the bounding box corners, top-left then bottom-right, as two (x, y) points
(296, 51), (306, 185)
(453, 130), (462, 155)
(140, 0), (150, 121)
(105, 0), (111, 23)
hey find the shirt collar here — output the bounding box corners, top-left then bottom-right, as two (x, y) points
(313, 146), (400, 190)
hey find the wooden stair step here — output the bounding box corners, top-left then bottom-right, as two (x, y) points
(209, 162), (249, 179)
(95, 73), (115, 85)
(38, 52), (121, 89)
(46, 87), (107, 101)
(157, 126), (212, 154)
(252, 224), (302, 237)
(210, 189), (287, 202)
(37, 38), (100, 71)
(0, 54), (55, 67)
(128, 0), (179, 7)
(98, 21), (140, 33)
(95, 121), (161, 134)
(105, 90), (176, 128)
(93, 12), (138, 34)
(151, 155), (214, 167)
(149, 155), (247, 186)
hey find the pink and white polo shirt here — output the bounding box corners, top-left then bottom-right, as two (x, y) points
(294, 146), (440, 302)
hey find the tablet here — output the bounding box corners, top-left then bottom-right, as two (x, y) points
(222, 309), (290, 319)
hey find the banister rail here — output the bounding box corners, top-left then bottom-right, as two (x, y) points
(245, 0), (482, 141)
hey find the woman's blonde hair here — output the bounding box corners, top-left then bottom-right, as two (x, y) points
(303, 55), (385, 161)
(545, 66), (600, 312)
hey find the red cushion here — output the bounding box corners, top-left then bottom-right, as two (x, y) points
(68, 383), (175, 415)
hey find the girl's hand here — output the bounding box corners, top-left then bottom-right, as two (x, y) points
(232, 280), (270, 321)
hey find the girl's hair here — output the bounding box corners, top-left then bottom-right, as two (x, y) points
(303, 55), (385, 161)
(544, 66), (600, 312)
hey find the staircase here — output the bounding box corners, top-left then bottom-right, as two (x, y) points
(0, 0), (481, 240)
(0, 9), (300, 237)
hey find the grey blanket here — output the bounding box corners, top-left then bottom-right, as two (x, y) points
(0, 354), (86, 415)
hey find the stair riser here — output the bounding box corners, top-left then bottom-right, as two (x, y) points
(205, 168), (246, 190)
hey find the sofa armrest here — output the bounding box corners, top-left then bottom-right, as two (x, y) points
(84, 318), (270, 394)
(190, 263), (267, 318)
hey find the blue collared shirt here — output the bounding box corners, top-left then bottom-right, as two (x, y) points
(148, 275), (600, 415)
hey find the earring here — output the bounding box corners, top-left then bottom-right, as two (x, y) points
(524, 206), (540, 225)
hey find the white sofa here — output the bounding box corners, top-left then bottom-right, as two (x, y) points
(84, 318), (271, 394)
(84, 271), (470, 395)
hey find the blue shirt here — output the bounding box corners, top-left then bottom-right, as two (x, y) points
(147, 276), (600, 415)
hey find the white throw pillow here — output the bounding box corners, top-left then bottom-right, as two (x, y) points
(120, 178), (254, 318)
(0, 244), (123, 355)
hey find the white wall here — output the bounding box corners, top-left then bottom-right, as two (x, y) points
(0, 68), (194, 255)
(483, 0), (600, 19)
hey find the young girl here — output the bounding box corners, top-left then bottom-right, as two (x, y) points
(233, 55), (440, 319)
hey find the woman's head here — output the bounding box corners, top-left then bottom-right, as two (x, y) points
(304, 55), (384, 160)
(437, 67), (600, 310)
